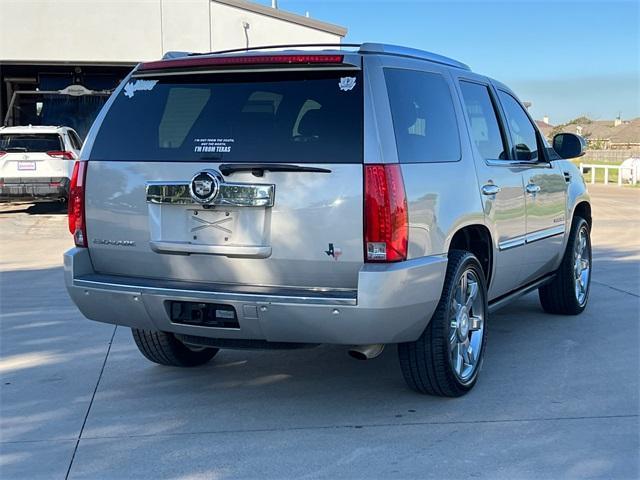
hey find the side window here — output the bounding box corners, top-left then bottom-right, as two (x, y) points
(497, 91), (539, 162)
(74, 132), (84, 149)
(384, 68), (460, 163)
(459, 81), (507, 161)
(69, 131), (82, 150)
(66, 132), (76, 150)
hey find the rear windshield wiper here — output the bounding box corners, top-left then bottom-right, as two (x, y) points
(219, 163), (332, 177)
(6, 147), (28, 152)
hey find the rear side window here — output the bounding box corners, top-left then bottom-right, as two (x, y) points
(497, 91), (539, 162)
(0, 133), (63, 152)
(68, 130), (83, 150)
(459, 82), (507, 161)
(90, 70), (363, 163)
(384, 68), (460, 163)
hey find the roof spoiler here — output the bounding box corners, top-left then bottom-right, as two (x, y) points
(153, 42), (470, 71)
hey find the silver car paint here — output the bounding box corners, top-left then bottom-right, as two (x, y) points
(65, 247), (447, 344)
(65, 48), (590, 345)
(86, 161), (364, 289)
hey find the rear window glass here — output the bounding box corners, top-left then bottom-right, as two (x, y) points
(0, 133), (62, 152)
(384, 68), (460, 163)
(91, 70), (363, 163)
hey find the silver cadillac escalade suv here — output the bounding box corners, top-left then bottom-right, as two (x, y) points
(64, 43), (592, 396)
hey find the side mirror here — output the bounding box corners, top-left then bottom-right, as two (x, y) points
(552, 133), (586, 159)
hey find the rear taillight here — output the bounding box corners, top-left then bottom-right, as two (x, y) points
(364, 164), (408, 262)
(140, 54), (344, 71)
(68, 161), (88, 247)
(0, 151), (6, 158)
(47, 150), (75, 160)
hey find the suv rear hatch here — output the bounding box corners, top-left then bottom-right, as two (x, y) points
(0, 132), (74, 181)
(85, 55), (365, 289)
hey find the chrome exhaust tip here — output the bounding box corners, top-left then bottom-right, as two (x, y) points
(347, 344), (385, 360)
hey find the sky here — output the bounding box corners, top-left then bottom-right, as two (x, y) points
(256, 0), (639, 125)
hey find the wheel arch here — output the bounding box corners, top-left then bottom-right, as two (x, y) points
(572, 201), (592, 229)
(448, 224), (493, 287)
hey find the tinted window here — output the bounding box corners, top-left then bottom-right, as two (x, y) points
(91, 70), (363, 163)
(384, 69), (460, 163)
(459, 82), (507, 161)
(498, 91), (538, 161)
(0, 133), (63, 152)
(73, 131), (83, 149)
(67, 131), (81, 150)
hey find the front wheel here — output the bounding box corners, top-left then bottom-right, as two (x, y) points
(398, 250), (488, 397)
(132, 329), (219, 367)
(538, 216), (592, 315)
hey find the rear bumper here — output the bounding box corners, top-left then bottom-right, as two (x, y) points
(0, 177), (69, 200)
(64, 248), (447, 345)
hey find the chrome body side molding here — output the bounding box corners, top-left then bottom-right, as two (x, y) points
(498, 225), (565, 251)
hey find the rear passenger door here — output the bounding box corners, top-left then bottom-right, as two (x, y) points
(495, 89), (567, 283)
(456, 78), (527, 299)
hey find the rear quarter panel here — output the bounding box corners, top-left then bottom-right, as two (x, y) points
(365, 55), (484, 258)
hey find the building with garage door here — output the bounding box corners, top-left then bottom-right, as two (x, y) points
(0, 0), (346, 138)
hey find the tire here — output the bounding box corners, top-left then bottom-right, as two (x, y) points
(398, 250), (488, 397)
(131, 328), (219, 367)
(538, 216), (592, 315)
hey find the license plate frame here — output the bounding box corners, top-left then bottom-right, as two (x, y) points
(17, 161), (36, 171)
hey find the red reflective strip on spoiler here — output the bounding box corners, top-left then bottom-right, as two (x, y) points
(139, 54), (344, 71)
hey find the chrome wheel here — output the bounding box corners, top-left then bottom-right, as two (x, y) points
(573, 225), (591, 305)
(449, 269), (485, 383)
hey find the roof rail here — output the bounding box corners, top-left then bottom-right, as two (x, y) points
(359, 43), (470, 70)
(189, 43), (361, 57)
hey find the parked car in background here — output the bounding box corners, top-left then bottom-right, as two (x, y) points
(0, 125), (82, 202)
(64, 43), (592, 397)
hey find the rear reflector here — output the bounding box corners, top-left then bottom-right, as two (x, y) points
(364, 164), (408, 262)
(47, 150), (75, 160)
(68, 161), (88, 247)
(140, 54), (344, 71)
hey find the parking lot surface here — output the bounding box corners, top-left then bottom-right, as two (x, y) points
(1, 185), (638, 479)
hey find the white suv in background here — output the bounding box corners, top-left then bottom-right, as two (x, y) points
(0, 125), (82, 202)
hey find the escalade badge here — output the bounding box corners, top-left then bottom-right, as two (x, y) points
(189, 170), (221, 204)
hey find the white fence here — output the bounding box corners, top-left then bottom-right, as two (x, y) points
(579, 163), (639, 186)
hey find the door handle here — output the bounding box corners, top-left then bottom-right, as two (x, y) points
(481, 184), (501, 196)
(526, 183), (541, 194)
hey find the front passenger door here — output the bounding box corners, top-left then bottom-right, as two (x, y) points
(496, 90), (567, 283)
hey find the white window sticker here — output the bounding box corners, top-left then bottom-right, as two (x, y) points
(193, 138), (235, 154)
(123, 79), (159, 98)
(338, 77), (356, 92)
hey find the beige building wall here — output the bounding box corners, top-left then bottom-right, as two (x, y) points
(210, 2), (340, 51)
(0, 0), (345, 64)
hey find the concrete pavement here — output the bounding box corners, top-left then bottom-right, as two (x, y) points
(1, 185), (638, 479)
